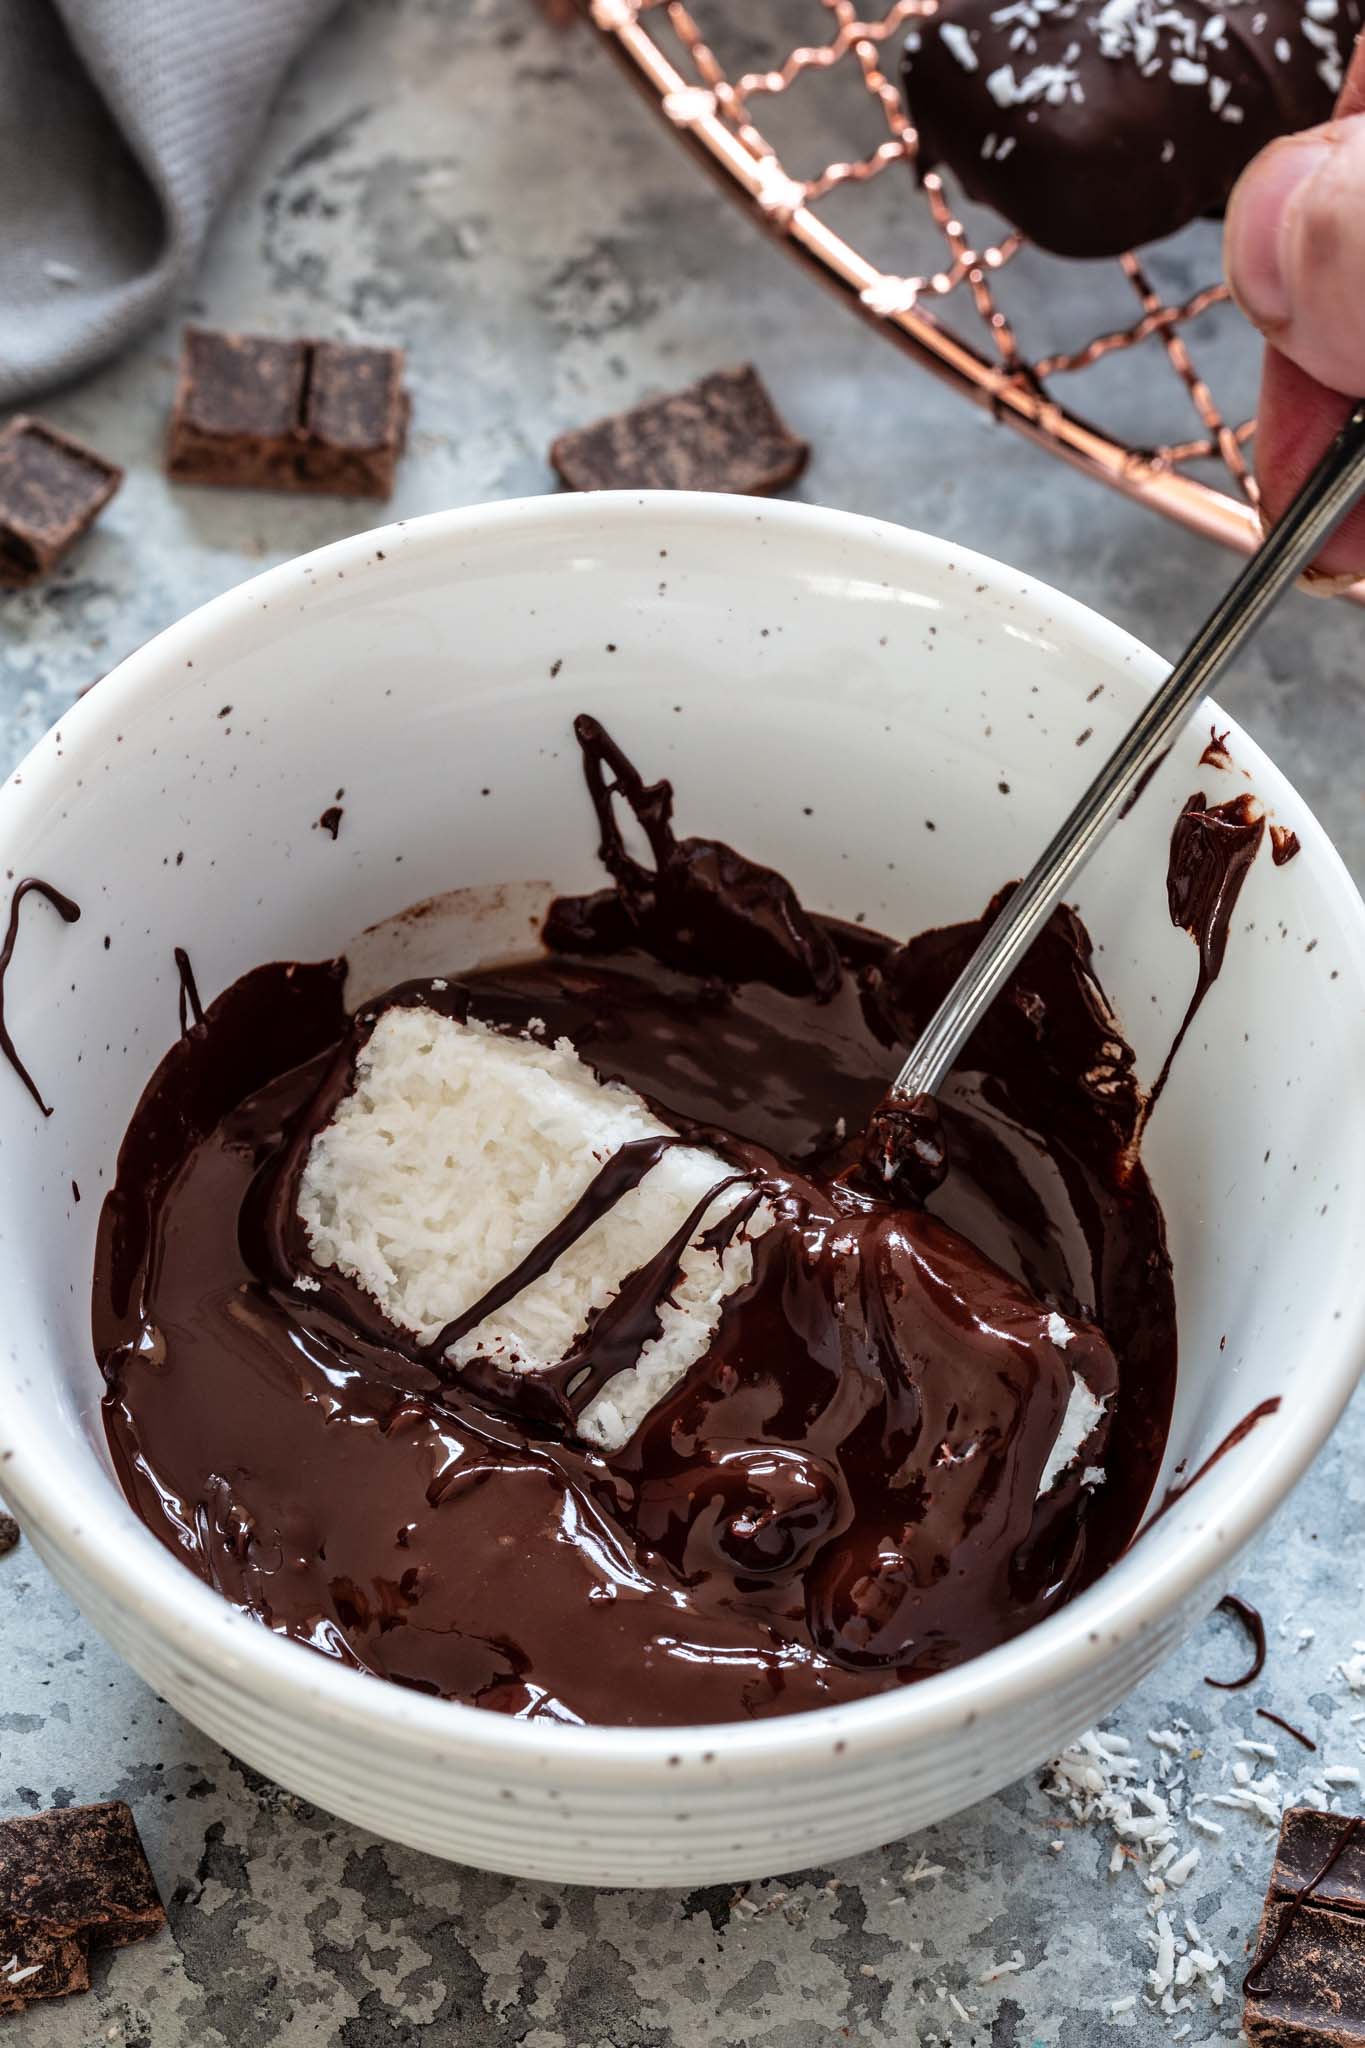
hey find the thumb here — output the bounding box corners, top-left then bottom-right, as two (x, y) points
(1223, 110), (1365, 399)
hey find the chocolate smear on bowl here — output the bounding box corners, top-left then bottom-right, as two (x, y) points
(1144, 791), (1266, 1123)
(173, 946), (205, 1035)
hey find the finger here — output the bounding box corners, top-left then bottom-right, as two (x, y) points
(1338, 29), (1365, 118)
(1224, 110), (1365, 399)
(1255, 347), (1365, 582)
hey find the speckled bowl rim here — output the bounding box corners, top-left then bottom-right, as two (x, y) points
(3, 490), (1364, 1781)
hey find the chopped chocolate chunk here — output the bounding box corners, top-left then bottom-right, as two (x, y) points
(550, 367), (809, 496)
(166, 329), (309, 490)
(0, 1930), (89, 2016)
(0, 417), (122, 589)
(302, 342), (409, 498)
(0, 1802), (164, 1950)
(0, 1514), (18, 1557)
(166, 328), (409, 498)
(1245, 1808), (1365, 2045)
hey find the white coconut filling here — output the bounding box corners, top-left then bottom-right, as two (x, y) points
(1039, 1363), (1109, 1494)
(298, 1004), (1105, 1482)
(297, 1006), (768, 1450)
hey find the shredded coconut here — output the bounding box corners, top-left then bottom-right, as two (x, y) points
(940, 20), (980, 67)
(298, 1008), (771, 1449)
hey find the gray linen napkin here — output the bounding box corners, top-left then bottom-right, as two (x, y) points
(0, 0), (338, 405)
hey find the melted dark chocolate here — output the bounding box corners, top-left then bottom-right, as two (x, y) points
(1270, 825), (1301, 867)
(0, 878), (81, 1116)
(1205, 1591), (1268, 1691)
(96, 725), (1178, 1726)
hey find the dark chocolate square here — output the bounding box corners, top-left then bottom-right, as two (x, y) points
(1273, 1810), (1365, 1919)
(1245, 1809), (1365, 2046)
(0, 1801), (165, 1949)
(301, 342), (409, 497)
(0, 417), (123, 589)
(1245, 1901), (1365, 2045)
(166, 328), (310, 490)
(0, 1930), (89, 2016)
(166, 329), (408, 498)
(550, 366), (809, 495)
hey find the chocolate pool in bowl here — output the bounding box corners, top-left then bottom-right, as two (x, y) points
(0, 494), (1361, 1883)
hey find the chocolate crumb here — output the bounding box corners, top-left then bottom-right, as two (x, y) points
(0, 1513), (19, 1556)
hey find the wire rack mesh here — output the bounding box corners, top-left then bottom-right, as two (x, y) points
(584, 0), (1364, 601)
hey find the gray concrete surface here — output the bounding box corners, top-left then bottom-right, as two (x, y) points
(2, 2), (1363, 2041)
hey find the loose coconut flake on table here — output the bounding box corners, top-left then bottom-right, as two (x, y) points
(1034, 1633), (1365, 2029)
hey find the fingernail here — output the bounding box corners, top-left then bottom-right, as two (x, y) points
(1225, 137), (1334, 329)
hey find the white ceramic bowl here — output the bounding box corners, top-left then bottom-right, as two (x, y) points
(2, 494), (1363, 1886)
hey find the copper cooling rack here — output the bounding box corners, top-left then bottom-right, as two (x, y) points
(584, 0), (1364, 598)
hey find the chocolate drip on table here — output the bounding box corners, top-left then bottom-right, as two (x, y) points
(0, 878), (81, 1115)
(1256, 1708), (1316, 1753)
(96, 724), (1178, 1727)
(1205, 1592), (1268, 1691)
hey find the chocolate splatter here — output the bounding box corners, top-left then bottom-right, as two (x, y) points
(0, 878), (81, 1115)
(173, 947), (204, 1036)
(1200, 726), (1234, 772)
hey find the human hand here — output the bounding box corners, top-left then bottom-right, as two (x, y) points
(1224, 34), (1365, 583)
